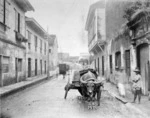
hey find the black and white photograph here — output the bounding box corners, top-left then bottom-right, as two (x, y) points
(0, 0), (150, 118)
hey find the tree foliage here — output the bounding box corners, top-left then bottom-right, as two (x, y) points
(123, 0), (150, 21)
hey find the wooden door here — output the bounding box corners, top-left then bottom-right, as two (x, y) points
(0, 56), (2, 87)
(28, 58), (31, 77)
(15, 58), (18, 82)
(137, 44), (149, 94)
(35, 59), (37, 76)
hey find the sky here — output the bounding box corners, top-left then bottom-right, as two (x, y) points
(26, 0), (99, 56)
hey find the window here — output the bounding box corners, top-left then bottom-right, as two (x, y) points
(125, 50), (131, 76)
(40, 39), (42, 53)
(2, 56), (9, 73)
(0, 0), (5, 23)
(15, 9), (21, 33)
(102, 56), (104, 76)
(0, 0), (9, 29)
(18, 59), (22, 72)
(109, 55), (113, 74)
(45, 61), (46, 74)
(49, 49), (51, 53)
(44, 42), (46, 54)
(35, 35), (38, 51)
(27, 30), (31, 49)
(40, 60), (42, 74)
(115, 51), (121, 69)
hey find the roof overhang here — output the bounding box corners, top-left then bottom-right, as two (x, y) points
(26, 17), (47, 39)
(13, 0), (34, 12)
(89, 40), (106, 55)
(85, 1), (105, 31)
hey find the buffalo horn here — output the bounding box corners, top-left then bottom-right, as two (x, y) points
(80, 76), (87, 84)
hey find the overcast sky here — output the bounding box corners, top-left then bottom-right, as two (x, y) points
(26, 0), (99, 56)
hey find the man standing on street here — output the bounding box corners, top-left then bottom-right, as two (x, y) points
(132, 68), (142, 104)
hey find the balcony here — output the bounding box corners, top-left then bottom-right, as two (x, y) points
(15, 31), (27, 42)
(89, 35), (106, 55)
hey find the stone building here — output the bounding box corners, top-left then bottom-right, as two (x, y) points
(86, 0), (150, 95)
(0, 0), (34, 87)
(85, 0), (106, 76)
(48, 35), (58, 75)
(126, 7), (150, 94)
(25, 17), (48, 78)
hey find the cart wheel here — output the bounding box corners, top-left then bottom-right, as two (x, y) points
(64, 89), (69, 99)
(64, 84), (70, 99)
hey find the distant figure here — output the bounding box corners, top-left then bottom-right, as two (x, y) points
(132, 68), (142, 104)
(115, 66), (120, 87)
(117, 67), (126, 97)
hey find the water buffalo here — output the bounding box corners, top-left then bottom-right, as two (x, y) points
(64, 69), (104, 107)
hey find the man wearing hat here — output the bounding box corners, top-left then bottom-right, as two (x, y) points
(132, 68), (142, 103)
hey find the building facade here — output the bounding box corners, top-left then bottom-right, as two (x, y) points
(48, 35), (58, 75)
(25, 17), (48, 78)
(0, 0), (34, 87)
(86, 0), (150, 95)
(85, 0), (106, 76)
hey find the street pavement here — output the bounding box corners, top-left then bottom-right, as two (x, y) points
(1, 72), (148, 118)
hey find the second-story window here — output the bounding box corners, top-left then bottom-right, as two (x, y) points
(0, 0), (10, 30)
(44, 42), (46, 55)
(34, 35), (38, 52)
(40, 40), (42, 53)
(14, 9), (22, 34)
(27, 30), (31, 50)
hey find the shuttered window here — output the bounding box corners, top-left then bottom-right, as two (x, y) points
(2, 56), (9, 73)
(125, 50), (131, 76)
(109, 55), (113, 74)
(115, 51), (121, 69)
(0, 0), (10, 26)
(0, 0), (4, 23)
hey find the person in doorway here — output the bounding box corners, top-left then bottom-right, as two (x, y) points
(115, 66), (120, 88)
(117, 67), (126, 98)
(132, 68), (142, 104)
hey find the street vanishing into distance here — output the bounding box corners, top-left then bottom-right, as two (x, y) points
(1, 72), (146, 118)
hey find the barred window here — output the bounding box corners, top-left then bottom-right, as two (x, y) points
(2, 56), (9, 73)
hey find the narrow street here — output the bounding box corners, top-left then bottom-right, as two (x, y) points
(1, 74), (145, 118)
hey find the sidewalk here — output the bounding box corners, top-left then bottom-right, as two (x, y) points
(0, 74), (49, 97)
(104, 82), (150, 117)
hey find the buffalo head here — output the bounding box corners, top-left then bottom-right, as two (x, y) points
(80, 77), (101, 98)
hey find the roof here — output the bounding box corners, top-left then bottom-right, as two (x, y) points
(26, 17), (47, 39)
(85, 0), (105, 30)
(13, 0), (34, 12)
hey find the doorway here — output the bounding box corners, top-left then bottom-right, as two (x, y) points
(35, 59), (37, 76)
(15, 58), (18, 82)
(0, 55), (2, 87)
(40, 60), (42, 74)
(137, 43), (149, 94)
(28, 58), (31, 77)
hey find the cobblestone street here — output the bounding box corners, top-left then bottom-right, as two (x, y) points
(1, 74), (146, 118)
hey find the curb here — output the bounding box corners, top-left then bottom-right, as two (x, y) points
(106, 90), (149, 118)
(106, 90), (127, 104)
(1, 76), (49, 98)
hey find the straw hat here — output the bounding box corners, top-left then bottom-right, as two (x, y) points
(134, 68), (140, 72)
(115, 66), (119, 69)
(120, 67), (124, 70)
